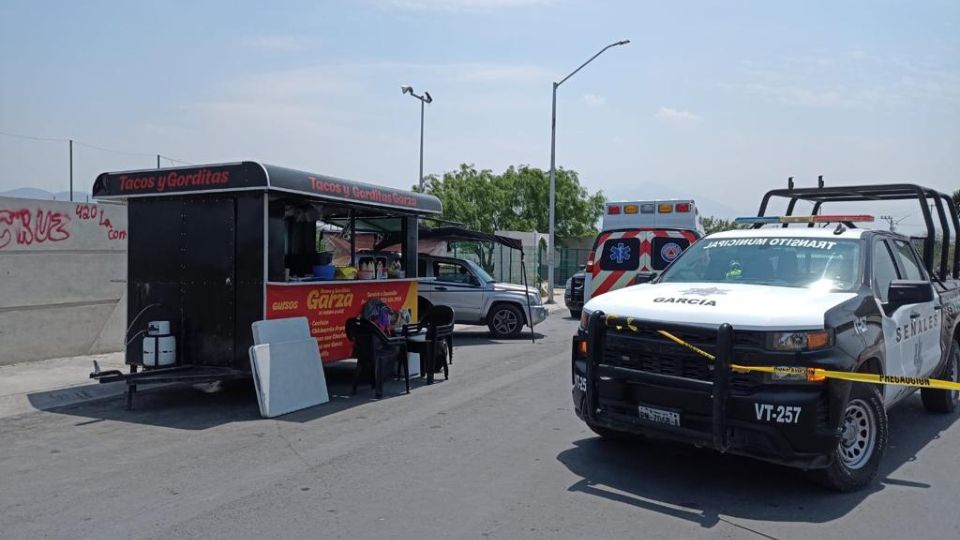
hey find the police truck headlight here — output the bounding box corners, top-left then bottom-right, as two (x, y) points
(579, 309), (592, 332)
(766, 330), (833, 352)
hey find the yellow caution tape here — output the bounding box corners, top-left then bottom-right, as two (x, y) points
(655, 329), (960, 392)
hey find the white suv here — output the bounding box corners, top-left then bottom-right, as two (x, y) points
(418, 255), (547, 338)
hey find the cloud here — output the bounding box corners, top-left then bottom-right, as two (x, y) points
(655, 107), (702, 122)
(720, 52), (960, 110)
(452, 64), (550, 83)
(384, 0), (556, 11)
(248, 35), (313, 52)
(582, 93), (605, 106)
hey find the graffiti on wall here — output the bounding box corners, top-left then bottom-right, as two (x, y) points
(75, 204), (127, 241)
(0, 203), (127, 250)
(0, 208), (72, 249)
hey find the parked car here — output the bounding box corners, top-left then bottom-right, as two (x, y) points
(564, 268), (585, 318)
(418, 255), (548, 338)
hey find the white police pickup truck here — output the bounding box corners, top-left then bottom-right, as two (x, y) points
(571, 183), (960, 491)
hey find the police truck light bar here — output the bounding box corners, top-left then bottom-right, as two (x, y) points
(734, 214), (875, 225)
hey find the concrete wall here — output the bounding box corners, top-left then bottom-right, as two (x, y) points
(0, 197), (127, 365)
(490, 230), (548, 286)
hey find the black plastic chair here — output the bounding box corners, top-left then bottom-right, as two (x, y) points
(403, 305), (454, 384)
(345, 318), (409, 399)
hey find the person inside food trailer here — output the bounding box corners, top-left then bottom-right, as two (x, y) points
(264, 198), (430, 363)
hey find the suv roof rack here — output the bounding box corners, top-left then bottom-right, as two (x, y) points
(755, 183), (959, 280)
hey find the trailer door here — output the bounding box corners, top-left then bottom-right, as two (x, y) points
(179, 197), (236, 364)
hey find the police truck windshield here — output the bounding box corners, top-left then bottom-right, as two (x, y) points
(657, 237), (862, 291)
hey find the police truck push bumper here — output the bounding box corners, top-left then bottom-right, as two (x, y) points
(571, 312), (845, 470)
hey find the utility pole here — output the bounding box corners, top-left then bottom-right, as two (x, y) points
(880, 215), (908, 232)
(69, 139), (74, 202)
(157, 154), (161, 168)
(880, 215), (895, 232)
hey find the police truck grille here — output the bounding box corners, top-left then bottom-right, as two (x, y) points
(601, 325), (761, 394)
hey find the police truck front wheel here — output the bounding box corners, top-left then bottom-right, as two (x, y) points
(813, 384), (887, 492)
(488, 304), (524, 338)
(921, 338), (960, 414)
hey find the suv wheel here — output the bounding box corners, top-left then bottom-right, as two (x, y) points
(488, 303), (524, 339)
(811, 384), (887, 492)
(921, 338), (960, 413)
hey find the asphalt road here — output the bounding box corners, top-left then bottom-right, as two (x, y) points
(1, 314), (958, 540)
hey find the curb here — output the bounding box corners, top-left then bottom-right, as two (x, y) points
(0, 380), (128, 419)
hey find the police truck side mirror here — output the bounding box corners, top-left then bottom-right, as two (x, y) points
(887, 280), (934, 307)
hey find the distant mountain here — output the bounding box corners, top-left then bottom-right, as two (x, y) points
(0, 188), (93, 202)
(605, 181), (749, 219)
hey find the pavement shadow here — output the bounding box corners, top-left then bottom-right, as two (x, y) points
(28, 361), (443, 431)
(450, 329), (548, 348)
(556, 395), (958, 526)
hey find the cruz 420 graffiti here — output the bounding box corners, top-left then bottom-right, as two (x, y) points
(0, 208), (71, 249)
(75, 204), (127, 240)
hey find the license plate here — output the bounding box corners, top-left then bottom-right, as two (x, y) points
(637, 405), (680, 427)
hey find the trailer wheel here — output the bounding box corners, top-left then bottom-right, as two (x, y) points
(921, 338), (960, 414)
(811, 384), (887, 492)
(487, 303), (524, 339)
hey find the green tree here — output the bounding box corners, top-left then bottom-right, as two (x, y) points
(420, 164), (605, 238)
(701, 216), (744, 235)
(418, 164), (605, 270)
(498, 165), (606, 238)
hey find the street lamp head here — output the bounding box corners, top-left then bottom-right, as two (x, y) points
(401, 85), (413, 95)
(423, 91), (432, 104)
(615, 39), (630, 46)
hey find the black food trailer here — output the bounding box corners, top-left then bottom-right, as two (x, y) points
(89, 161), (442, 407)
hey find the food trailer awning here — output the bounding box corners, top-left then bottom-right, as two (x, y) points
(92, 161), (442, 215)
(374, 226), (523, 253)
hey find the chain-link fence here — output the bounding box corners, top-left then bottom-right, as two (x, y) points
(447, 240), (593, 289)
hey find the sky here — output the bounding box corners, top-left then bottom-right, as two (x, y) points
(1, 0), (958, 224)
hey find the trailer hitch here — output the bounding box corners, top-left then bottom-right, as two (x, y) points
(89, 360), (124, 381)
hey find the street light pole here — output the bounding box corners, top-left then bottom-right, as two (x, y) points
(401, 85), (433, 192)
(546, 39), (629, 303)
(419, 97), (425, 192)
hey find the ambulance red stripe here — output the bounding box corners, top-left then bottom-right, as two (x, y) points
(591, 230), (642, 298)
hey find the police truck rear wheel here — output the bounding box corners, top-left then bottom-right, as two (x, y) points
(812, 384), (887, 492)
(921, 339), (960, 414)
(488, 304), (524, 338)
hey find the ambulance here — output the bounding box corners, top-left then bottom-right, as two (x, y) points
(583, 199), (704, 303)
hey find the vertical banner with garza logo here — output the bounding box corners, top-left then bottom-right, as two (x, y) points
(265, 281), (418, 363)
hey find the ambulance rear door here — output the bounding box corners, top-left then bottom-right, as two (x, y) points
(584, 229), (698, 302)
